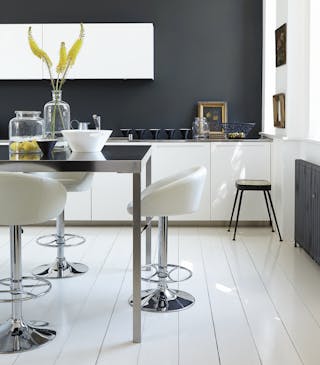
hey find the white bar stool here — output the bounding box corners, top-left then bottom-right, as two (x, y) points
(127, 166), (207, 312)
(0, 172), (66, 353)
(31, 172), (93, 279)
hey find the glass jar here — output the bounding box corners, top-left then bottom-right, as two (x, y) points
(43, 90), (70, 147)
(192, 117), (209, 139)
(9, 111), (45, 154)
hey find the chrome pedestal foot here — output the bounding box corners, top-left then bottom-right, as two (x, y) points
(0, 319), (56, 353)
(130, 288), (195, 312)
(32, 258), (88, 279)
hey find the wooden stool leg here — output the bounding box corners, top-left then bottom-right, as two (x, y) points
(266, 191), (283, 241)
(263, 191), (274, 232)
(233, 190), (243, 241)
(228, 188), (239, 232)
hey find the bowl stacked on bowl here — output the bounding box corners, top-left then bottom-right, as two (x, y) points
(61, 130), (113, 152)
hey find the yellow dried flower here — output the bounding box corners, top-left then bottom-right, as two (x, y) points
(56, 42), (67, 74)
(67, 23), (85, 66)
(28, 26), (52, 67)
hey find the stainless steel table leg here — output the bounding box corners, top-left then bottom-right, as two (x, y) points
(146, 156), (152, 266)
(133, 172), (141, 343)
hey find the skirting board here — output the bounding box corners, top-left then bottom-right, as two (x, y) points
(35, 220), (271, 227)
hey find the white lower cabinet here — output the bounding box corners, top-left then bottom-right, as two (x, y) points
(211, 142), (271, 221)
(91, 173), (132, 221)
(64, 191), (92, 221)
(91, 143), (146, 221)
(152, 143), (211, 221)
(65, 141), (271, 222)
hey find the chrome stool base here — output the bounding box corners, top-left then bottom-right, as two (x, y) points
(0, 319), (56, 353)
(32, 258), (88, 279)
(129, 288), (195, 312)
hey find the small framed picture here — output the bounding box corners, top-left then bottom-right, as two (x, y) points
(273, 93), (285, 128)
(198, 101), (228, 134)
(275, 23), (287, 67)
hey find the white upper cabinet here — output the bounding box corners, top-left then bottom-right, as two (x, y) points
(42, 23), (154, 80)
(0, 23), (154, 80)
(0, 24), (42, 79)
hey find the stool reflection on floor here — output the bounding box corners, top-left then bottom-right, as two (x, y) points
(0, 173), (66, 353)
(127, 166), (207, 312)
(228, 179), (283, 241)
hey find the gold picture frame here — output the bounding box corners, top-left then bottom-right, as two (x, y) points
(198, 101), (228, 138)
(273, 93), (285, 128)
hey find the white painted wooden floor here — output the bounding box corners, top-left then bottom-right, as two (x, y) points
(0, 225), (319, 365)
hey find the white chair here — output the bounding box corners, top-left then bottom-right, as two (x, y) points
(31, 172), (93, 279)
(0, 172), (66, 353)
(127, 166), (207, 312)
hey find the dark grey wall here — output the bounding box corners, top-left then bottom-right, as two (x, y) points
(0, 0), (262, 138)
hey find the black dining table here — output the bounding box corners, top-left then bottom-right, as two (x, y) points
(0, 144), (152, 343)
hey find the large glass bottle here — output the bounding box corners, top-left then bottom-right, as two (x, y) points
(43, 90), (70, 147)
(9, 111), (44, 154)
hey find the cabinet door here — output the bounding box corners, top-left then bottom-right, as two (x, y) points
(91, 142), (148, 221)
(64, 190), (92, 221)
(91, 173), (132, 221)
(42, 23), (154, 79)
(0, 24), (42, 79)
(152, 143), (211, 221)
(211, 142), (271, 220)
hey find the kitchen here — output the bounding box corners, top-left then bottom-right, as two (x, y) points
(0, 0), (318, 364)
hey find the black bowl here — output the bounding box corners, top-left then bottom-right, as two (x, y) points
(36, 139), (57, 156)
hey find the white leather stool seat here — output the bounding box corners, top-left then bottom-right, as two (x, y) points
(0, 172), (66, 353)
(127, 166), (207, 217)
(32, 172), (93, 192)
(127, 166), (207, 312)
(0, 172), (66, 225)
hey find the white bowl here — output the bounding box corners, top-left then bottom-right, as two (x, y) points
(61, 130), (112, 152)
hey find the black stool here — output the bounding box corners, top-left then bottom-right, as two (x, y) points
(228, 179), (283, 241)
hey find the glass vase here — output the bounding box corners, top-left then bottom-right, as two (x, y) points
(9, 111), (45, 154)
(192, 117), (209, 139)
(43, 90), (70, 147)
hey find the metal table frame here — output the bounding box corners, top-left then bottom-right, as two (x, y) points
(0, 145), (152, 343)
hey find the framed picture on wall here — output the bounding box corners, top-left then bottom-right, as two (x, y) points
(273, 93), (285, 128)
(275, 23), (287, 67)
(198, 101), (228, 137)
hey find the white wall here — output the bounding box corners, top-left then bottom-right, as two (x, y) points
(264, 0), (311, 241)
(309, 0), (320, 139)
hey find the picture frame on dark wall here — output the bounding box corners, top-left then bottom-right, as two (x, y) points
(275, 23), (287, 67)
(198, 101), (228, 137)
(273, 93), (285, 128)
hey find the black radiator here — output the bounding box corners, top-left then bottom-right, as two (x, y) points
(295, 159), (320, 264)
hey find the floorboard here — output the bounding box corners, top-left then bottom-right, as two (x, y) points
(0, 226), (319, 364)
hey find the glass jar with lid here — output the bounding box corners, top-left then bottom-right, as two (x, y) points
(9, 111), (45, 154)
(192, 117), (209, 139)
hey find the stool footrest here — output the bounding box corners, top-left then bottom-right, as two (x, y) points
(141, 263), (192, 283)
(0, 276), (51, 303)
(36, 233), (86, 248)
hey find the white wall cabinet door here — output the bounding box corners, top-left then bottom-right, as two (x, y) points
(64, 191), (92, 221)
(42, 23), (154, 80)
(0, 24), (42, 79)
(211, 142), (271, 220)
(152, 143), (211, 221)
